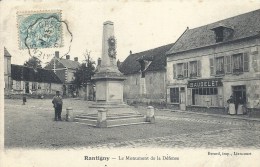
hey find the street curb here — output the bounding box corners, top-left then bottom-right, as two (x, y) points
(170, 109), (260, 122)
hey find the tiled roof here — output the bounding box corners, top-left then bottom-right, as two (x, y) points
(11, 64), (62, 83)
(4, 47), (11, 57)
(58, 58), (80, 69)
(119, 43), (174, 75)
(167, 9), (260, 55)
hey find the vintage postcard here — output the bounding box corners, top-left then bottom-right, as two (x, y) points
(1, 0), (260, 167)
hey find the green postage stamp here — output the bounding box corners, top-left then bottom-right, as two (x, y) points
(17, 10), (63, 50)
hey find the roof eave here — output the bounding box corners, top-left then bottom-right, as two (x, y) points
(167, 35), (260, 56)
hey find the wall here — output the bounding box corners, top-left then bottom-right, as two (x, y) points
(66, 68), (76, 83)
(11, 80), (63, 95)
(4, 55), (12, 90)
(123, 70), (166, 103)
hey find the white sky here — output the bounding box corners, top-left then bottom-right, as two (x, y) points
(1, 0), (260, 66)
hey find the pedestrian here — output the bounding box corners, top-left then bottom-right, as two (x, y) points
(227, 95), (235, 114)
(52, 91), (63, 121)
(227, 95), (234, 104)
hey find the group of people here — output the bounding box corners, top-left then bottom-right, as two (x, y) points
(227, 95), (246, 114)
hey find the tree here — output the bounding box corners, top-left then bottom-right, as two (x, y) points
(24, 56), (42, 68)
(72, 50), (96, 90)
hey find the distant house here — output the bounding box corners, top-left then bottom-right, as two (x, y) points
(166, 9), (260, 113)
(44, 51), (80, 96)
(11, 65), (63, 95)
(119, 43), (174, 103)
(4, 47), (63, 96)
(4, 47), (12, 92)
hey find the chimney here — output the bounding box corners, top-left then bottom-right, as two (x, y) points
(74, 57), (78, 62)
(66, 55), (70, 60)
(98, 58), (101, 66)
(130, 50), (132, 55)
(117, 59), (121, 67)
(55, 51), (59, 58)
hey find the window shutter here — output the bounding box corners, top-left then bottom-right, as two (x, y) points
(224, 55), (231, 73)
(243, 52), (249, 72)
(210, 58), (214, 76)
(184, 63), (188, 77)
(173, 64), (176, 78)
(197, 60), (201, 76)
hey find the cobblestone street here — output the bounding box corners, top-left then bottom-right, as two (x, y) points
(4, 99), (260, 149)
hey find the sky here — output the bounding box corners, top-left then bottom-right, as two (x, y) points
(1, 0), (260, 67)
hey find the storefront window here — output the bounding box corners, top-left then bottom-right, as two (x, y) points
(188, 79), (222, 107)
(170, 87), (179, 103)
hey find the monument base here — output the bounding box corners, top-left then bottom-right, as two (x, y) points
(74, 107), (149, 128)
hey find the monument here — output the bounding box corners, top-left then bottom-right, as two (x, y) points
(74, 21), (154, 127)
(91, 21), (127, 108)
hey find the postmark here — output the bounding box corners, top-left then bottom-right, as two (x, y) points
(16, 10), (73, 62)
(17, 10), (63, 50)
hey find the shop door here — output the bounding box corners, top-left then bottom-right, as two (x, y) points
(232, 85), (246, 110)
(25, 82), (29, 93)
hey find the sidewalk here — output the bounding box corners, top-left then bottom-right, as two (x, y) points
(167, 109), (260, 122)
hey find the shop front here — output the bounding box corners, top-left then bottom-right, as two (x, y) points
(187, 78), (224, 108)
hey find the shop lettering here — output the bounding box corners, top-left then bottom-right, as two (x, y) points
(188, 80), (222, 88)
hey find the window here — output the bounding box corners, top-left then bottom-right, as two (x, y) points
(210, 58), (215, 76)
(32, 82), (37, 90)
(233, 54), (243, 72)
(189, 60), (201, 77)
(177, 62), (189, 78)
(173, 64), (176, 78)
(38, 83), (41, 89)
(177, 63), (184, 78)
(215, 29), (224, 42)
(170, 87), (179, 103)
(224, 55), (232, 74)
(190, 61), (197, 77)
(16, 81), (21, 90)
(215, 57), (224, 75)
(210, 53), (249, 75)
(191, 87), (218, 105)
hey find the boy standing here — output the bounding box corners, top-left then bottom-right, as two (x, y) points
(52, 91), (63, 121)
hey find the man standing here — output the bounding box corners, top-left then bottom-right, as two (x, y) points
(52, 91), (63, 121)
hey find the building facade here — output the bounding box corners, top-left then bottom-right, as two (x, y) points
(166, 10), (260, 113)
(4, 47), (12, 92)
(119, 43), (174, 104)
(44, 51), (80, 96)
(11, 64), (63, 95)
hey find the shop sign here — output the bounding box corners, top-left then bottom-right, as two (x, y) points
(188, 79), (222, 88)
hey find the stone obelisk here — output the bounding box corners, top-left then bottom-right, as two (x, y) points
(91, 21), (126, 107)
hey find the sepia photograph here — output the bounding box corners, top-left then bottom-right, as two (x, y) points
(0, 0), (260, 166)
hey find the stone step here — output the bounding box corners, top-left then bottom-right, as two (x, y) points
(74, 118), (97, 126)
(75, 114), (144, 120)
(74, 115), (147, 127)
(76, 121), (149, 128)
(107, 117), (146, 127)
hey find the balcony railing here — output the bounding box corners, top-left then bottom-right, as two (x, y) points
(216, 70), (224, 75)
(189, 73), (197, 78)
(233, 68), (243, 75)
(177, 74), (184, 79)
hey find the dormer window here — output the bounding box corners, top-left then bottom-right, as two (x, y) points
(137, 56), (153, 78)
(211, 24), (234, 43)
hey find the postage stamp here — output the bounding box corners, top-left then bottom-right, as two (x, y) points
(17, 10), (63, 50)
